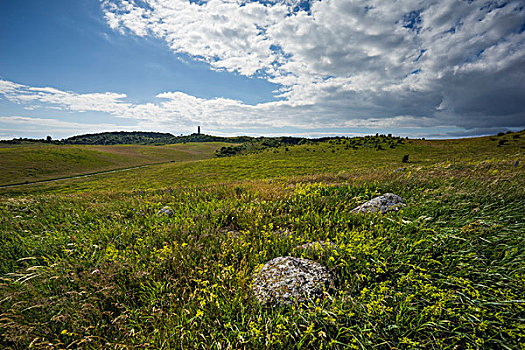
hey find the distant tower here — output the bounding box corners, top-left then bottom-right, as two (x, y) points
(198, 126), (201, 135)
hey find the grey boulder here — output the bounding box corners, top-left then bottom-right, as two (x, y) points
(252, 256), (334, 305)
(351, 193), (405, 214)
(157, 206), (174, 216)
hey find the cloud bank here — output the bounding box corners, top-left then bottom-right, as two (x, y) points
(2, 0), (524, 137)
(0, 79), (444, 132)
(99, 0), (525, 130)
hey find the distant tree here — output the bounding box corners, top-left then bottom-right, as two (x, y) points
(46, 136), (52, 142)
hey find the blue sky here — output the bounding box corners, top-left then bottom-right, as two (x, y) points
(1, 0), (524, 139)
(0, 0), (278, 102)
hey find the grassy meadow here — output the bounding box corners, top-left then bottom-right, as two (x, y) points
(0, 132), (524, 349)
(0, 142), (229, 186)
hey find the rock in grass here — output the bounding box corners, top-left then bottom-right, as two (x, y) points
(218, 228), (242, 238)
(351, 193), (405, 214)
(273, 228), (294, 239)
(252, 257), (334, 305)
(157, 206), (174, 216)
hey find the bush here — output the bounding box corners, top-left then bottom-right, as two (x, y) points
(402, 154), (409, 163)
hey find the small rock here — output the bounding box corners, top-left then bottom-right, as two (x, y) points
(218, 228), (241, 238)
(351, 193), (405, 214)
(273, 228), (294, 239)
(252, 256), (335, 305)
(157, 206), (174, 216)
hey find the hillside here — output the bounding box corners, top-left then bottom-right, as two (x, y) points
(3, 130), (402, 150)
(0, 131), (523, 349)
(62, 131), (176, 145)
(61, 131), (254, 145)
(1, 131), (254, 146)
(0, 133), (409, 188)
(0, 142), (230, 187)
(2, 131), (522, 195)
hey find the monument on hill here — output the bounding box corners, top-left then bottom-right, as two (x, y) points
(198, 126), (201, 135)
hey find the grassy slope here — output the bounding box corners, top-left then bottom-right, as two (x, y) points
(0, 142), (230, 186)
(2, 133), (523, 195)
(0, 132), (524, 349)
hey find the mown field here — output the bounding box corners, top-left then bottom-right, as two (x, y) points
(0, 142), (229, 186)
(0, 132), (524, 349)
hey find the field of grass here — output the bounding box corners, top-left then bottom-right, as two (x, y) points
(0, 132), (524, 349)
(0, 142), (230, 186)
(2, 133), (523, 196)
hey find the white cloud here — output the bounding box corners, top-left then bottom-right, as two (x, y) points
(98, 0), (525, 130)
(0, 80), (24, 94)
(0, 115), (140, 139)
(0, 80), (131, 114)
(0, 115), (124, 129)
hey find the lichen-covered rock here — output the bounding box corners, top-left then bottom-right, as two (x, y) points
(157, 206), (174, 216)
(252, 257), (334, 305)
(351, 193), (405, 214)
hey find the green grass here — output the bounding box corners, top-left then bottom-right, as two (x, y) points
(0, 142), (230, 186)
(0, 132), (524, 349)
(2, 133), (523, 196)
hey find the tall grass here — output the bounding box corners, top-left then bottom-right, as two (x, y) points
(0, 133), (524, 349)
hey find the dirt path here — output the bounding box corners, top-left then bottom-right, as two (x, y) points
(0, 161), (170, 189)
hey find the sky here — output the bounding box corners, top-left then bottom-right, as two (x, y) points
(1, 0), (524, 140)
